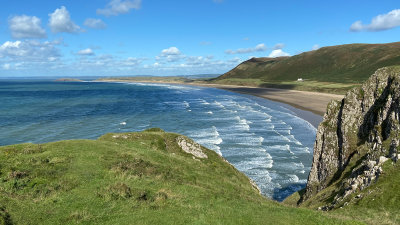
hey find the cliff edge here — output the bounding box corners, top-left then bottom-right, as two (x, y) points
(299, 66), (400, 211)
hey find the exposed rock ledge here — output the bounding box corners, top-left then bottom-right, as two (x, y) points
(302, 66), (400, 206)
(176, 136), (208, 159)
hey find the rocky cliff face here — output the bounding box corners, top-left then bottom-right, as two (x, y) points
(302, 66), (400, 205)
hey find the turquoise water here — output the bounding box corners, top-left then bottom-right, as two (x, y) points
(0, 80), (317, 201)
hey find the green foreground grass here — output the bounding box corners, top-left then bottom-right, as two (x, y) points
(0, 130), (359, 224)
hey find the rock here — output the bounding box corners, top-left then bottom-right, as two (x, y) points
(176, 136), (208, 159)
(377, 156), (388, 165)
(302, 66), (400, 203)
(367, 160), (376, 169)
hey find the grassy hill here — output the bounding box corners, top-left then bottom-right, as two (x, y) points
(0, 129), (358, 225)
(212, 42), (400, 94)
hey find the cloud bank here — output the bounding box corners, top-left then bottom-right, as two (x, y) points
(0, 40), (61, 62)
(9, 15), (47, 39)
(84, 18), (106, 29)
(77, 48), (95, 56)
(350, 9), (400, 32)
(225, 43), (267, 54)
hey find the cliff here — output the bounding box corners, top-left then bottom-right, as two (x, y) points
(300, 66), (400, 210)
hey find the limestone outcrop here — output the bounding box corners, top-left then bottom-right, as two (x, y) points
(302, 66), (400, 205)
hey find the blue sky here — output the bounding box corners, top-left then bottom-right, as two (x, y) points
(0, 0), (399, 77)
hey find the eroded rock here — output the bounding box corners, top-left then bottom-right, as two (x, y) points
(303, 67), (400, 206)
(176, 136), (208, 159)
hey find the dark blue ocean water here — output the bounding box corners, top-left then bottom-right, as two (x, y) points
(0, 80), (317, 201)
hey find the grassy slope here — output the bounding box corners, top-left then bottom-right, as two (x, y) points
(0, 129), (359, 225)
(212, 42), (400, 94)
(284, 161), (400, 225)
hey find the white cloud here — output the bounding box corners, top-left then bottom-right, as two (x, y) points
(268, 49), (290, 58)
(146, 55), (243, 74)
(8, 15), (47, 39)
(77, 48), (95, 56)
(350, 9), (400, 32)
(185, 55), (215, 66)
(49, 6), (81, 33)
(225, 43), (267, 54)
(120, 57), (143, 66)
(97, 0), (141, 17)
(84, 18), (106, 29)
(161, 47), (181, 56)
(73, 54), (146, 73)
(2, 64), (11, 70)
(350, 21), (364, 32)
(312, 44), (320, 50)
(0, 40), (61, 62)
(156, 47), (185, 62)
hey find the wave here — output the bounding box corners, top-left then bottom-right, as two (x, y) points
(3, 80), (317, 201)
(213, 101), (225, 108)
(188, 126), (222, 155)
(183, 101), (190, 108)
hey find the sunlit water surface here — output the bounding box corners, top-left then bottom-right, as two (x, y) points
(0, 80), (317, 201)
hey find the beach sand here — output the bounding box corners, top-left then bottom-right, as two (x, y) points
(192, 84), (343, 116)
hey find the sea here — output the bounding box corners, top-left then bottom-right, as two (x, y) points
(0, 79), (318, 201)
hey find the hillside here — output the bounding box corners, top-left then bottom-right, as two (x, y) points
(212, 42), (400, 94)
(285, 66), (400, 224)
(0, 129), (356, 225)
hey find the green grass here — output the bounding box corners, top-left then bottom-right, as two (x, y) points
(283, 160), (400, 225)
(0, 130), (359, 224)
(328, 161), (400, 224)
(211, 42), (400, 94)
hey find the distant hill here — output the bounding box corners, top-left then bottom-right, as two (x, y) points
(55, 78), (83, 82)
(212, 42), (400, 93)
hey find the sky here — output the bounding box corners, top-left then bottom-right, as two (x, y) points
(0, 0), (400, 77)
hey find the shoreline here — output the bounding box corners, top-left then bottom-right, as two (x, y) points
(97, 79), (344, 127)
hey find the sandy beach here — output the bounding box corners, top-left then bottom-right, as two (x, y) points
(199, 84), (344, 116)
